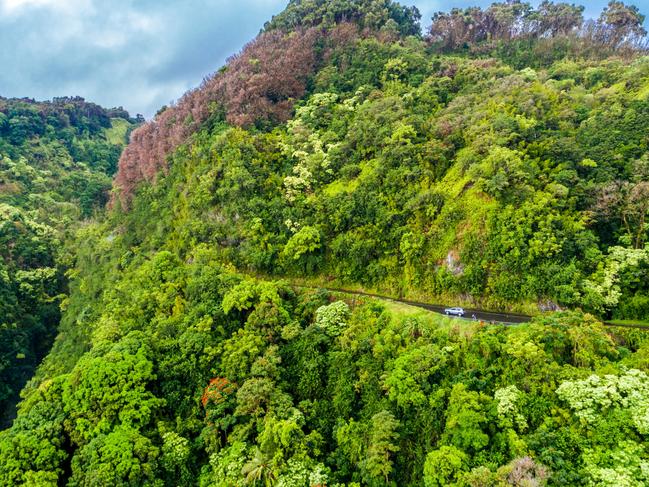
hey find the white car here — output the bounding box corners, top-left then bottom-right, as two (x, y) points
(444, 307), (465, 317)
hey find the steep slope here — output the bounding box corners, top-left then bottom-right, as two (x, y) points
(2, 1), (649, 486)
(114, 1), (422, 208)
(0, 97), (138, 423)
(113, 6), (649, 319)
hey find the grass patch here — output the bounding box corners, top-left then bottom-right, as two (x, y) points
(104, 118), (131, 145)
(380, 298), (434, 317)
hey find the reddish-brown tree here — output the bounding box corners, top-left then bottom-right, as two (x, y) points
(113, 28), (321, 207)
(201, 377), (237, 408)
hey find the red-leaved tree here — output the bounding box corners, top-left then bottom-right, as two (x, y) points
(113, 28), (322, 207)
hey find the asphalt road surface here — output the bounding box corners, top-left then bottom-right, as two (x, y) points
(301, 286), (530, 324)
(398, 299), (530, 324)
(300, 286), (649, 329)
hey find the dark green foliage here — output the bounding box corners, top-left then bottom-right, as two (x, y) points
(0, 97), (136, 423)
(264, 0), (421, 37)
(0, 204), (61, 422)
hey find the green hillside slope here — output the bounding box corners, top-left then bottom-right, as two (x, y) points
(0, 97), (138, 423)
(118, 30), (649, 320)
(2, 1), (649, 486)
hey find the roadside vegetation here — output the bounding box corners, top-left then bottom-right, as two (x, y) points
(2, 1), (649, 485)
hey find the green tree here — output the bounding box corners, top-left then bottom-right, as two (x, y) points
(423, 445), (468, 487)
(363, 410), (401, 485)
(281, 225), (322, 273)
(68, 426), (160, 487)
(442, 384), (491, 453)
(62, 333), (163, 444)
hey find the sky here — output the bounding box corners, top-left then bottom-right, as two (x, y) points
(0, 0), (636, 118)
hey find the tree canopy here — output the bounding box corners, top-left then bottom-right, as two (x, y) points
(2, 1), (649, 485)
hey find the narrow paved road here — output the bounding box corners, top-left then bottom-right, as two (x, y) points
(397, 298), (529, 324)
(298, 286), (530, 324)
(298, 285), (649, 329)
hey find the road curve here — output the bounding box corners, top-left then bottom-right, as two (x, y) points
(296, 285), (530, 325)
(296, 285), (649, 330)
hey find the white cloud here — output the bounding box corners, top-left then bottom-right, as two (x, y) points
(0, 0), (633, 118)
(1, 0), (55, 12)
(0, 0), (91, 14)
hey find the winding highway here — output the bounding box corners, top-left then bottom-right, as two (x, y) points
(306, 286), (530, 324)
(296, 285), (649, 329)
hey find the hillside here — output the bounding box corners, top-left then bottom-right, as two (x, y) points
(112, 1), (649, 320)
(0, 96), (138, 424)
(2, 1), (649, 486)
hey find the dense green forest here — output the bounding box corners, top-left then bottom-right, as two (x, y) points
(2, 0), (649, 486)
(0, 97), (137, 423)
(115, 0), (649, 320)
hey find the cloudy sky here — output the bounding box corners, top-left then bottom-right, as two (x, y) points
(0, 0), (631, 118)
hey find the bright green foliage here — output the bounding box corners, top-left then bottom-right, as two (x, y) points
(159, 429), (191, 482)
(62, 333), (163, 444)
(557, 368), (649, 433)
(2, 244), (649, 485)
(222, 280), (261, 314)
(582, 441), (649, 486)
(584, 245), (649, 315)
(383, 343), (447, 409)
(69, 426), (160, 486)
(0, 389), (67, 485)
(281, 225), (321, 273)
(495, 386), (528, 432)
(442, 384), (491, 453)
(110, 28), (649, 321)
(314, 300), (349, 337)
(423, 446), (468, 487)
(3, 1), (649, 486)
